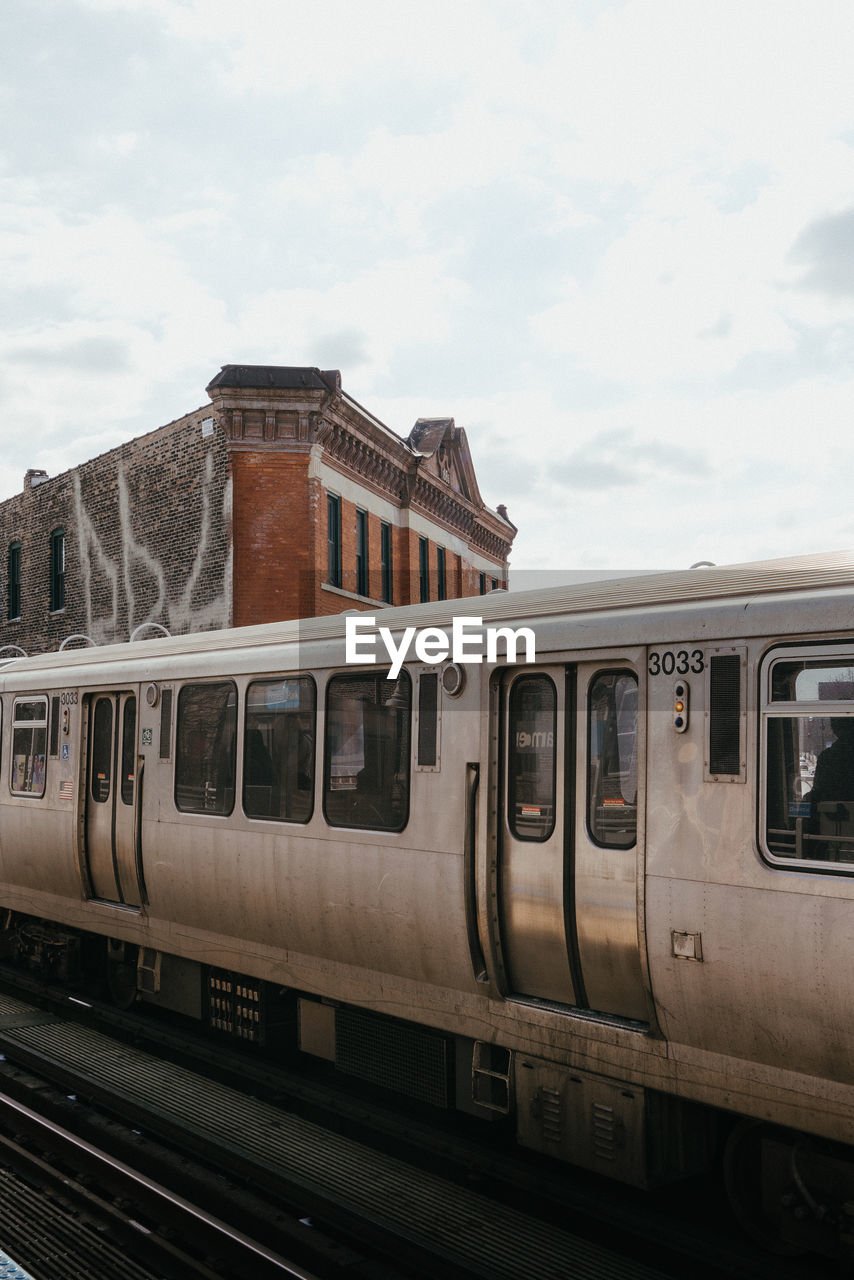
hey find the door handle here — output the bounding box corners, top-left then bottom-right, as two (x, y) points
(465, 762), (489, 984)
(134, 755), (148, 904)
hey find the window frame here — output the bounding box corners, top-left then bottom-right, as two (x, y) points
(174, 680), (237, 816)
(327, 494), (342, 589)
(436, 546), (446, 601)
(120, 696), (137, 807)
(586, 668), (638, 850)
(50, 527), (65, 612)
(419, 537), (429, 603)
(355, 508), (368, 598)
(760, 642), (854, 873)
(7, 542), (21, 621)
(90, 696), (114, 805)
(506, 672), (557, 843)
(242, 675), (316, 824)
(10, 695), (48, 798)
(323, 669), (411, 832)
(380, 521), (393, 605)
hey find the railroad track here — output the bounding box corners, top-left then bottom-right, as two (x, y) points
(0, 971), (835, 1280)
(0, 1089), (320, 1280)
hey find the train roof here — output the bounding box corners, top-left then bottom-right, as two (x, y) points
(3, 548), (854, 678)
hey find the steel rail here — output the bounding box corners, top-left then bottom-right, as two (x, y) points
(0, 1088), (321, 1280)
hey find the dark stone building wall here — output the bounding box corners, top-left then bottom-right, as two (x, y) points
(0, 409), (231, 656)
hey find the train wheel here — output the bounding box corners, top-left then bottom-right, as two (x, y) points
(723, 1119), (802, 1255)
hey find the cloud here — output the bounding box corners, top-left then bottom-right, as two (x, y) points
(790, 207), (854, 298)
(550, 428), (711, 491)
(306, 329), (370, 371)
(236, 255), (468, 384)
(14, 335), (131, 372)
(3, 0), (854, 580)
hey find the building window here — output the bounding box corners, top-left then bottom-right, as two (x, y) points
(327, 494), (342, 589)
(355, 508), (368, 597)
(437, 547), (446, 601)
(50, 528), (65, 611)
(8, 542), (21, 620)
(380, 522), (392, 605)
(419, 537), (429, 603)
(479, 572), (486, 596)
(492, 577), (499, 591)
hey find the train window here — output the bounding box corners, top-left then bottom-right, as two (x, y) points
(90, 697), (113, 803)
(771, 659), (854, 703)
(587, 671), (638, 849)
(120, 697), (136, 806)
(243, 677), (315, 823)
(10, 696), (47, 797)
(764, 652), (854, 866)
(175, 682), (237, 816)
(507, 674), (556, 841)
(324, 671), (410, 831)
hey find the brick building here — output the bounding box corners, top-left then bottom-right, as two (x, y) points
(0, 365), (515, 655)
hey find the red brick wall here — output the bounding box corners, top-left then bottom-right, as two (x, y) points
(231, 451), (314, 626)
(232, 456), (507, 626)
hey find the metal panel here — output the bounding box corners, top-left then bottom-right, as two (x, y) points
(705, 647), (746, 781)
(335, 1006), (452, 1108)
(499, 667), (577, 1005)
(516, 1056), (649, 1186)
(574, 657), (649, 1022)
(84, 690), (142, 907)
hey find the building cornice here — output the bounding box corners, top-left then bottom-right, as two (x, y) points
(208, 366), (515, 563)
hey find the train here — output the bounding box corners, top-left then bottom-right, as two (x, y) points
(2, 549), (854, 1257)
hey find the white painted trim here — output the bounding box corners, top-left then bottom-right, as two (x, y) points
(311, 456), (503, 573)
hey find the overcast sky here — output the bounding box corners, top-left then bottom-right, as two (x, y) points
(3, 0), (854, 575)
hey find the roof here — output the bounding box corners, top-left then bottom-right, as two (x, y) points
(4, 549), (854, 678)
(206, 365), (339, 392)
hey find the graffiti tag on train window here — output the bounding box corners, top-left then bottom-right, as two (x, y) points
(648, 650), (705, 676)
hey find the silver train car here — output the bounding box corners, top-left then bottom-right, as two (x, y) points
(3, 550), (854, 1254)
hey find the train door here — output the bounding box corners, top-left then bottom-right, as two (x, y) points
(498, 659), (648, 1022)
(84, 690), (143, 906)
(499, 667), (578, 1004)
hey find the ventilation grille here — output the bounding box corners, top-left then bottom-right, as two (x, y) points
(49, 696), (60, 758)
(206, 968), (265, 1042)
(159, 688), (173, 759)
(539, 1086), (563, 1144)
(708, 654), (741, 776)
(417, 672), (438, 766)
(335, 1007), (451, 1108)
(592, 1101), (619, 1162)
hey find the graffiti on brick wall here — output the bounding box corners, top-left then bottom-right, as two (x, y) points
(73, 453), (233, 642)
